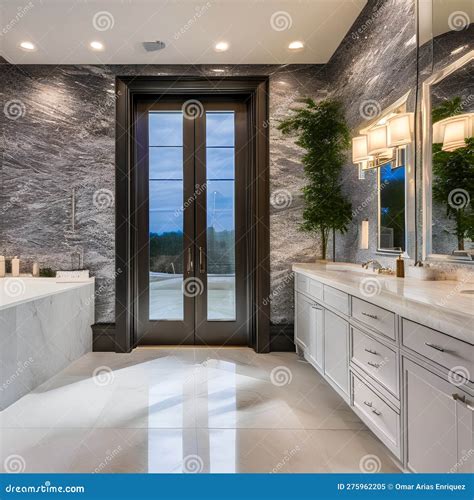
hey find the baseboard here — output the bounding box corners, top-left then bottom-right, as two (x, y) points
(270, 323), (295, 352)
(92, 323), (117, 352)
(92, 322), (295, 352)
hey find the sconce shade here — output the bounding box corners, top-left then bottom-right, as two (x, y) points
(367, 124), (389, 155)
(387, 112), (413, 147)
(433, 113), (473, 151)
(359, 219), (369, 250)
(352, 136), (370, 163)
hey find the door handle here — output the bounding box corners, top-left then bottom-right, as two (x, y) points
(199, 246), (206, 274)
(187, 248), (193, 273)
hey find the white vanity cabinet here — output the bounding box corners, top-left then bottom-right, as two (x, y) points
(295, 291), (325, 372)
(324, 309), (349, 398)
(404, 357), (473, 473)
(293, 264), (473, 472)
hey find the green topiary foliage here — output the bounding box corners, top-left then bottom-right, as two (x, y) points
(432, 97), (474, 251)
(278, 98), (352, 260)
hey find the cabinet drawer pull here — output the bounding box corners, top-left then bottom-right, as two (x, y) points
(367, 361), (380, 368)
(362, 312), (378, 320)
(363, 400), (372, 407)
(372, 408), (382, 416)
(364, 348), (378, 355)
(424, 342), (444, 352)
(311, 305), (323, 311)
(452, 393), (474, 411)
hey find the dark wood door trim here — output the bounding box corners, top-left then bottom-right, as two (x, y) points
(115, 77), (270, 353)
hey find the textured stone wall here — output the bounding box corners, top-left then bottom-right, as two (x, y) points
(325, 0), (418, 266)
(0, 63), (327, 324)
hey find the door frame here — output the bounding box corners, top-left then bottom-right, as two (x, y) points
(115, 77), (270, 353)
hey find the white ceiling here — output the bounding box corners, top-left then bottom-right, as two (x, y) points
(0, 0), (367, 65)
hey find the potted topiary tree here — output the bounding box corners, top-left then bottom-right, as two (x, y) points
(278, 98), (352, 260)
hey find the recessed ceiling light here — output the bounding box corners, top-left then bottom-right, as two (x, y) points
(212, 68), (225, 73)
(288, 41), (304, 50)
(214, 42), (229, 52)
(90, 41), (104, 51)
(19, 41), (36, 51)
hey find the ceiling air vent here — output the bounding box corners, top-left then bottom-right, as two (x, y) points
(142, 41), (166, 52)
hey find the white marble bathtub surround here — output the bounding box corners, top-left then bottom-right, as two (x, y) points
(0, 279), (94, 410)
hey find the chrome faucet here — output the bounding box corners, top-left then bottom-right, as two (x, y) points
(362, 260), (382, 271)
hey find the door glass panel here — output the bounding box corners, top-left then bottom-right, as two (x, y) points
(149, 111), (184, 320)
(206, 112), (236, 320)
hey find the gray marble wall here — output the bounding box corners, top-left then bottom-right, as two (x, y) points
(0, 63), (327, 325)
(325, 0), (418, 267)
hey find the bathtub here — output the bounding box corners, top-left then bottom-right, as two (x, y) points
(0, 277), (95, 410)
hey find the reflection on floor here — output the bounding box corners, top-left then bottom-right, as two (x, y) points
(0, 348), (400, 473)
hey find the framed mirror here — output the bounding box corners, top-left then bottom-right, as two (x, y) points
(422, 52), (473, 262)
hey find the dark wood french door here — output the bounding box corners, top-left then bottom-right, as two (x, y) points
(135, 97), (249, 346)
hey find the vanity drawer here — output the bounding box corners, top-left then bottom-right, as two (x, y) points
(353, 373), (399, 452)
(351, 297), (396, 340)
(308, 279), (323, 301)
(402, 319), (473, 382)
(323, 285), (349, 315)
(295, 273), (309, 294)
(352, 327), (398, 397)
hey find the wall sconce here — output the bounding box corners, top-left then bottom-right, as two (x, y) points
(352, 112), (414, 173)
(359, 219), (369, 250)
(433, 113), (473, 151)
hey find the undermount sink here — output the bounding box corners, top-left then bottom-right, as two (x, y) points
(324, 263), (382, 275)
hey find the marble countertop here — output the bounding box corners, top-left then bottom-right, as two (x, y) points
(293, 263), (474, 345)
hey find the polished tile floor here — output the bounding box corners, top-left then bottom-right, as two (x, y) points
(0, 348), (400, 473)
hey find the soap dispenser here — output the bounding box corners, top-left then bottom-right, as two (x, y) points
(396, 253), (405, 278)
